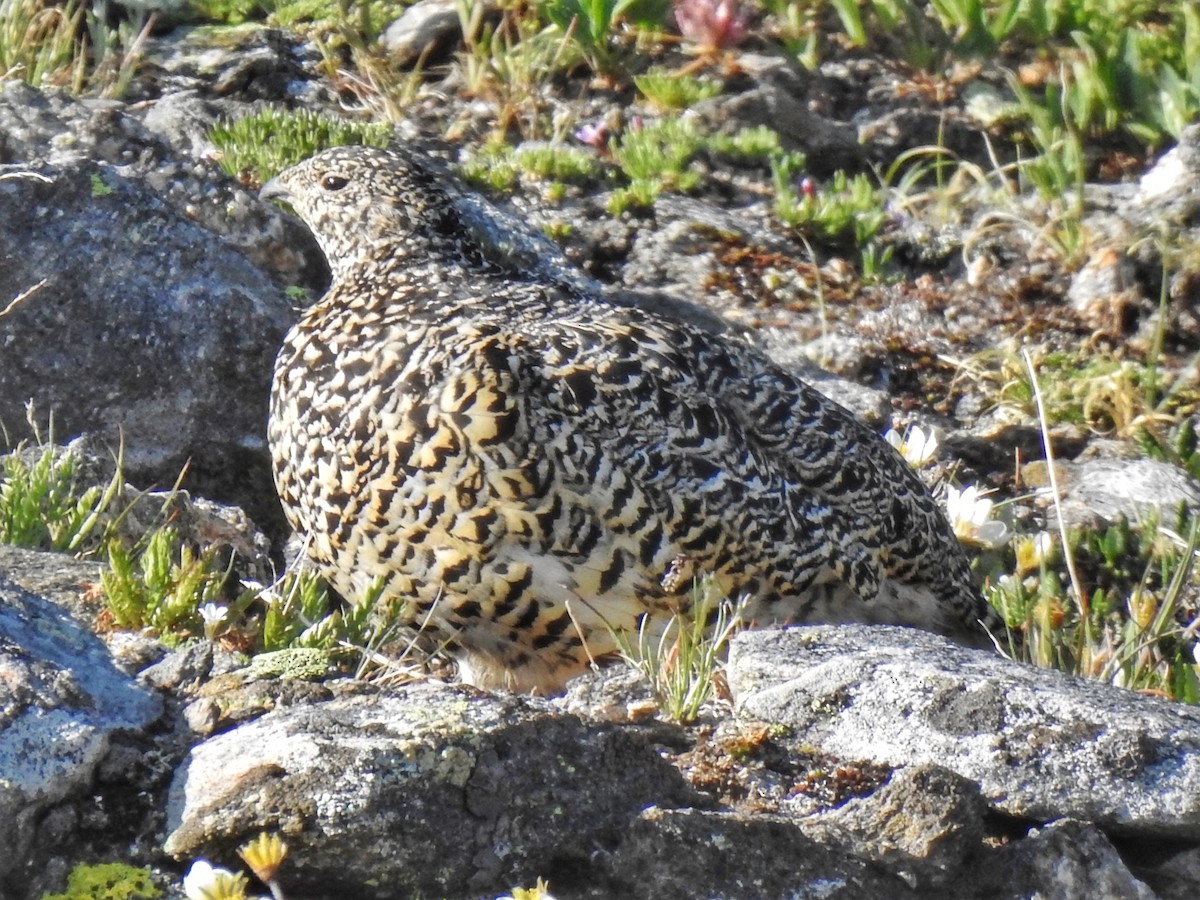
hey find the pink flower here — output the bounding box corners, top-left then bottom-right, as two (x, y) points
(574, 121), (609, 149)
(673, 0), (751, 52)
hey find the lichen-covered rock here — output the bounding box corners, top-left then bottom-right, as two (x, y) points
(987, 819), (1156, 900)
(0, 159), (293, 532)
(0, 575), (163, 890)
(163, 683), (695, 899)
(729, 626), (1200, 838)
(598, 806), (924, 900)
(799, 764), (989, 882)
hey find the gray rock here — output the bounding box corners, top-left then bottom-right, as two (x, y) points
(1051, 456), (1200, 528)
(601, 806), (924, 899)
(0, 544), (99, 615)
(140, 641), (217, 692)
(163, 684), (694, 899)
(0, 575), (163, 887)
(729, 626), (1200, 838)
(380, 0), (464, 67)
(1137, 843), (1200, 900)
(0, 159), (294, 532)
(0, 82), (324, 292)
(699, 54), (860, 166)
(991, 819), (1156, 900)
(1133, 123), (1200, 222)
(0, 81), (157, 167)
(800, 764), (989, 881)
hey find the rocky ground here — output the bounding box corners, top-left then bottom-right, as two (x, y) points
(2, 7), (1200, 899)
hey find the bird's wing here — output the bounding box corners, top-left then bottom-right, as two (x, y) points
(515, 303), (969, 606)
(422, 311), (888, 608)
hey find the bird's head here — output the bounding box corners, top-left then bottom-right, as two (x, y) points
(261, 145), (473, 281)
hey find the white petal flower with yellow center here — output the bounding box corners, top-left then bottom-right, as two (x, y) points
(884, 424), (941, 468)
(945, 484), (1011, 549)
(182, 860), (248, 900)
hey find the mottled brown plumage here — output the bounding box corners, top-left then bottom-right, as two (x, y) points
(262, 144), (988, 692)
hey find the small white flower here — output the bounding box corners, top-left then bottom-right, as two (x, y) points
(945, 484), (1011, 549)
(197, 603), (228, 640)
(884, 424), (941, 468)
(198, 603), (228, 626)
(182, 860), (248, 900)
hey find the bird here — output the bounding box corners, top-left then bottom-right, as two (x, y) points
(261, 144), (989, 693)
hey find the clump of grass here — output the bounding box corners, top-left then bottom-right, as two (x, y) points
(210, 108), (393, 187)
(634, 66), (722, 110)
(0, 0), (86, 88)
(454, 0), (577, 140)
(188, 0), (273, 25)
(461, 141), (601, 194)
(604, 115), (769, 213)
(542, 0), (650, 77)
(975, 351), (1200, 702)
(0, 408), (122, 555)
(0, 0), (150, 97)
(612, 573), (746, 723)
(955, 345), (1197, 438)
(101, 535), (431, 679)
(254, 569), (421, 679)
(772, 153), (888, 248)
(101, 527), (232, 645)
(708, 124), (782, 158)
(987, 513), (1200, 702)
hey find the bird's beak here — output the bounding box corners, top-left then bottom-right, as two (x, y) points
(260, 175), (291, 204)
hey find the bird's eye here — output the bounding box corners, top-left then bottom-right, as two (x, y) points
(320, 173), (349, 191)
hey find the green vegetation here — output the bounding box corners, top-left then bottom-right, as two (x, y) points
(634, 67), (722, 110)
(0, 412), (121, 554)
(100, 533), (422, 675)
(210, 108), (393, 186)
(988, 513), (1200, 701)
(257, 570), (424, 680)
(957, 345), (1199, 437)
(41, 863), (161, 900)
(773, 154), (888, 247)
(461, 141), (602, 193)
(611, 574), (747, 723)
(965, 349), (1200, 703)
(542, 0), (632, 75)
(0, 415), (419, 674)
(101, 527), (231, 645)
(0, 0), (149, 97)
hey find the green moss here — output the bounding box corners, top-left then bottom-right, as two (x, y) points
(41, 863), (161, 900)
(245, 646), (333, 680)
(462, 143), (601, 195)
(271, 0), (406, 36)
(634, 67), (723, 111)
(210, 107), (393, 187)
(89, 173), (115, 198)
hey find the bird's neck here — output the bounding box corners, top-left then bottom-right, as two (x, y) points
(328, 235), (513, 288)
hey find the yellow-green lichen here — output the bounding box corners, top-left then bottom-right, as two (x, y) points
(41, 863), (161, 900)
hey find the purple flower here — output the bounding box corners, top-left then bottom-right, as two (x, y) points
(574, 121), (609, 149)
(673, 0), (751, 52)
